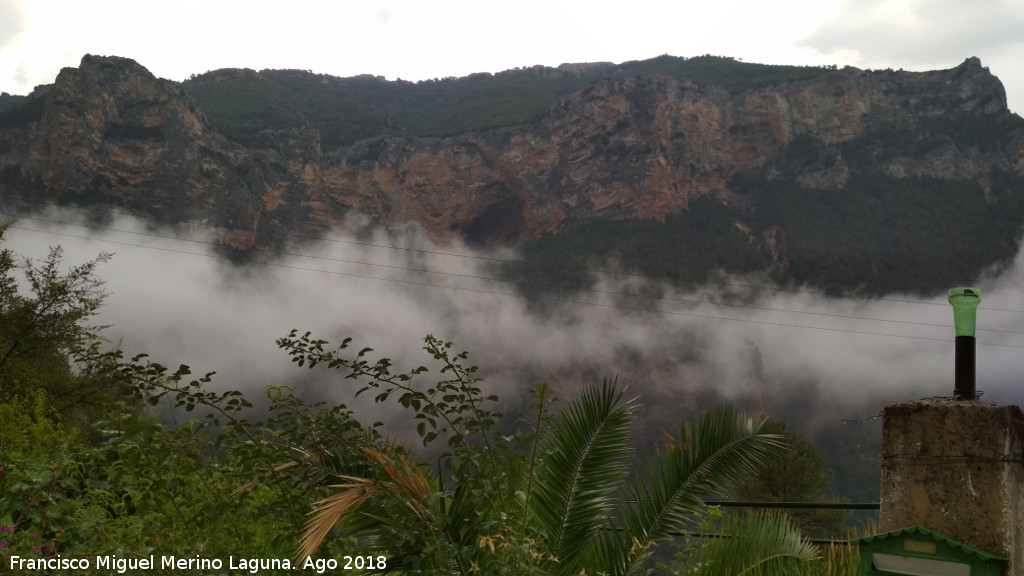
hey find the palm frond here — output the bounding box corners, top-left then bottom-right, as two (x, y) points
(296, 477), (380, 564)
(530, 378), (634, 575)
(296, 448), (433, 564)
(590, 405), (786, 576)
(363, 447), (430, 506)
(694, 511), (819, 576)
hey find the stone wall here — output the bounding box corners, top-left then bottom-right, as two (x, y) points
(880, 400), (1024, 575)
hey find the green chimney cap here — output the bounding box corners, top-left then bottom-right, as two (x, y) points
(948, 287), (981, 337)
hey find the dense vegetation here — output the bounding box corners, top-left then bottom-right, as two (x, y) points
(182, 55), (833, 149)
(750, 172), (1024, 294)
(0, 93), (30, 116)
(504, 162), (1024, 298)
(731, 420), (851, 536)
(0, 92), (43, 130)
(0, 228), (860, 575)
(495, 196), (772, 301)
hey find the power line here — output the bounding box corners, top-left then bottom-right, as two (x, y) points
(7, 212), (1024, 337)
(268, 220), (1024, 313)
(702, 500), (879, 510)
(8, 221), (1024, 350)
(11, 207), (1024, 314)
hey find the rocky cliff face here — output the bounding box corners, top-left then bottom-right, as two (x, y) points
(0, 55), (1021, 254)
(0, 55), (264, 247)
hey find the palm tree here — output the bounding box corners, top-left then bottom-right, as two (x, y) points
(280, 332), (790, 575)
(672, 511), (821, 576)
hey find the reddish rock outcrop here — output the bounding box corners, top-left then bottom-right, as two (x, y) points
(0, 55), (1021, 252)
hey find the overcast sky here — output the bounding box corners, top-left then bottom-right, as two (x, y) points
(1, 0), (1023, 113)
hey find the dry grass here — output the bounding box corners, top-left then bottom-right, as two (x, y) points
(810, 522), (876, 576)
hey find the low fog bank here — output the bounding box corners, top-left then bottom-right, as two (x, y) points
(5, 208), (1024, 499)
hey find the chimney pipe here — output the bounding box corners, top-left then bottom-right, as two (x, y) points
(947, 287), (980, 401)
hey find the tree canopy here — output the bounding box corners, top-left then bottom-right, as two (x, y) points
(729, 419), (851, 537)
(0, 222), (127, 428)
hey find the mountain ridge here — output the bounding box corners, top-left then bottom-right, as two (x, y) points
(179, 54), (838, 148)
(1, 54), (1022, 295)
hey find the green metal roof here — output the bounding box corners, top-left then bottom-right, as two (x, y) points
(851, 526), (1006, 563)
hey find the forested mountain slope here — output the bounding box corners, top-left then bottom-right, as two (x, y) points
(1, 54), (1022, 295)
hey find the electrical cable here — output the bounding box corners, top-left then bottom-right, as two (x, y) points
(7, 212), (1024, 336)
(11, 206), (1024, 314)
(8, 220), (1024, 350)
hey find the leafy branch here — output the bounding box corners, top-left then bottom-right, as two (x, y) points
(277, 330), (501, 455)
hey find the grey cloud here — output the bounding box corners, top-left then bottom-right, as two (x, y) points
(0, 1), (26, 53)
(801, 0), (1024, 66)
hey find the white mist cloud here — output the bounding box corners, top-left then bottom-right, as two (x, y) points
(4, 207), (1024, 468)
(0, 1), (26, 53)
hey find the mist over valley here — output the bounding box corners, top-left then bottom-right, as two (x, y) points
(5, 207), (1024, 504)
